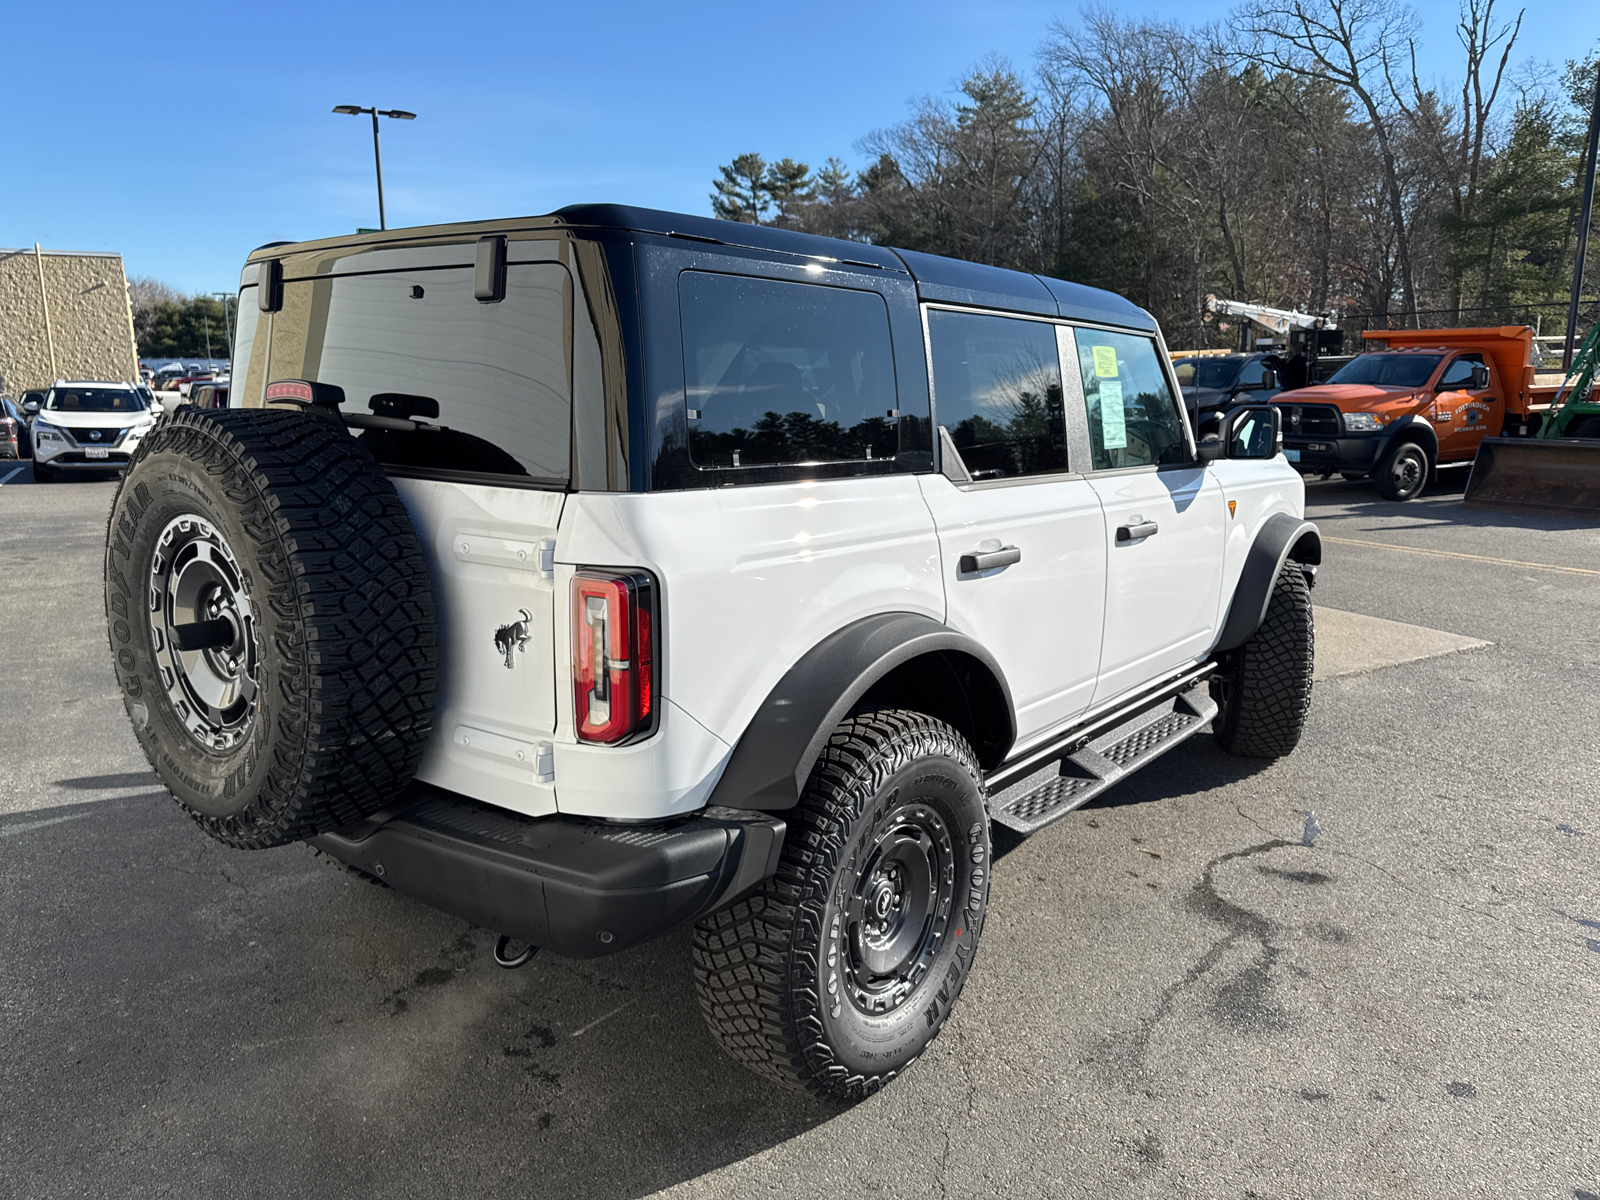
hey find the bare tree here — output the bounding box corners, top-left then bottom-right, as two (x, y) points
(1241, 0), (1425, 323)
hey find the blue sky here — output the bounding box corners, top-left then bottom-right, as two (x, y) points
(8, 0), (1595, 293)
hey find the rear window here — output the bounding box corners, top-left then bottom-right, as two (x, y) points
(927, 309), (1066, 479)
(270, 263), (572, 484)
(679, 272), (902, 470)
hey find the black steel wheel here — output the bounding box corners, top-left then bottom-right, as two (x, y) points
(693, 709), (990, 1102)
(106, 407), (438, 849)
(1375, 441), (1428, 501)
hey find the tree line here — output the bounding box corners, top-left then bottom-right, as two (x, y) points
(129, 278), (236, 359)
(709, 0), (1600, 350)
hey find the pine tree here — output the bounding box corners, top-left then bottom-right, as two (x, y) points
(763, 158), (813, 227)
(711, 153), (769, 224)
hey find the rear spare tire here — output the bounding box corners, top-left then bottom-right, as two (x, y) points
(105, 407), (438, 849)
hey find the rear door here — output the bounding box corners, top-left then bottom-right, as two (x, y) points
(918, 307), (1107, 745)
(265, 251), (575, 816)
(1066, 326), (1226, 706)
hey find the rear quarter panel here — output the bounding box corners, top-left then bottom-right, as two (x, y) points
(553, 478), (944, 818)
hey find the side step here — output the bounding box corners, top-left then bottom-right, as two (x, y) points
(988, 684), (1219, 835)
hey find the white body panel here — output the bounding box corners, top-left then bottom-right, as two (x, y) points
(552, 476), (943, 818)
(395, 478), (564, 818)
(1088, 465), (1227, 706)
(917, 473), (1107, 743)
(1208, 456), (1307, 611)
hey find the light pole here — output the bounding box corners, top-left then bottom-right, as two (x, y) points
(209, 292), (233, 359)
(332, 105), (417, 230)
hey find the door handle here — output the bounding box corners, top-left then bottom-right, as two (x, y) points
(1116, 520), (1159, 542)
(959, 545), (1022, 573)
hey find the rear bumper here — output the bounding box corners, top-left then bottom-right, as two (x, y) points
(1284, 433), (1382, 475)
(309, 784), (785, 959)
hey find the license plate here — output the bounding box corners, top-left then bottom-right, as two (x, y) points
(85, 447), (109, 459)
(1284, 449), (1300, 462)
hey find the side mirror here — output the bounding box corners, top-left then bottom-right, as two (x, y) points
(1219, 405), (1283, 460)
(1197, 433), (1224, 462)
(1262, 369), (1278, 389)
(1470, 364), (1489, 390)
(23, 400), (39, 414)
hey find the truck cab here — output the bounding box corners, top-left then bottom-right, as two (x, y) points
(1273, 326), (1549, 501)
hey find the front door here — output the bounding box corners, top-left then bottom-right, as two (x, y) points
(919, 307), (1107, 746)
(1431, 353), (1503, 462)
(1065, 326), (1226, 706)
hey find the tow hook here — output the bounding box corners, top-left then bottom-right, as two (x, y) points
(493, 935), (540, 970)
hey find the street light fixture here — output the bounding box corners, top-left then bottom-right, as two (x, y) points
(331, 105), (417, 231)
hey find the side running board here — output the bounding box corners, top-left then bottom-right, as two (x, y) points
(987, 684), (1219, 835)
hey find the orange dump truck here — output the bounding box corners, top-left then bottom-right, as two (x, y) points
(1274, 326), (1557, 500)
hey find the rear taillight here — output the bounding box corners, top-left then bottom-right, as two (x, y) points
(572, 570), (656, 744)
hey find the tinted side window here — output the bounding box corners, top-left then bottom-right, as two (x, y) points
(273, 264), (571, 483)
(1237, 359), (1271, 388)
(1074, 329), (1189, 470)
(927, 309), (1065, 479)
(680, 272), (901, 469)
(1438, 354), (1484, 389)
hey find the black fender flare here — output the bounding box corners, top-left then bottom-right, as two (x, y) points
(1377, 415), (1438, 463)
(1215, 513), (1321, 653)
(705, 612), (1016, 812)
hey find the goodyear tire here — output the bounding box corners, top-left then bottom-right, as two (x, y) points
(693, 709), (990, 1102)
(1212, 561), (1313, 759)
(105, 407), (438, 850)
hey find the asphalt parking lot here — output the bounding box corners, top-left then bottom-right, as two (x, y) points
(2, 463), (1596, 1200)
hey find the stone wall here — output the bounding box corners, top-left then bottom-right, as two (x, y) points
(0, 247), (139, 394)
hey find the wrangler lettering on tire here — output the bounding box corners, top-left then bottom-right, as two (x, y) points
(105, 407), (438, 848)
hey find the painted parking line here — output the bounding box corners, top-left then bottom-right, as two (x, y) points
(0, 465), (25, 486)
(1323, 535), (1600, 578)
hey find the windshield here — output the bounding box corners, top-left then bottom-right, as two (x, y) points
(1177, 358), (1243, 389)
(45, 388), (146, 413)
(1327, 353), (1442, 389)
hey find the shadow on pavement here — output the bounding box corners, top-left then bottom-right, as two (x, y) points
(0, 794), (835, 1200)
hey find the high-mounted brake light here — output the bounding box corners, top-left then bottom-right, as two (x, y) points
(572, 570), (656, 744)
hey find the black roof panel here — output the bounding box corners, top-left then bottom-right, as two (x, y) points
(554, 204), (907, 271)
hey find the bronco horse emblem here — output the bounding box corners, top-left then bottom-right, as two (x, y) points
(494, 609), (533, 669)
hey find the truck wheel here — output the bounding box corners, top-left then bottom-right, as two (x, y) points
(693, 709), (990, 1103)
(1212, 561), (1313, 759)
(105, 407), (439, 850)
(1375, 442), (1428, 501)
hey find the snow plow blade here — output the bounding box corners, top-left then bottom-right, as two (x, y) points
(1463, 437), (1600, 517)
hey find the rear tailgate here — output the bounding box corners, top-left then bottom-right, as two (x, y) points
(396, 478), (564, 817)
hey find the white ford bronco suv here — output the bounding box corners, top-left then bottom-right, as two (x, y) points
(105, 206), (1318, 1101)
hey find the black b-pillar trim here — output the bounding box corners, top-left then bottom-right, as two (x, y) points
(706, 612), (1016, 812)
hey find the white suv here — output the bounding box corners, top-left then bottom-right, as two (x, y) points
(31, 381), (159, 482)
(104, 206), (1318, 1101)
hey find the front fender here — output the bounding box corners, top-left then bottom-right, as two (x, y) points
(1215, 513), (1321, 652)
(1378, 413), (1439, 460)
(705, 612), (1015, 812)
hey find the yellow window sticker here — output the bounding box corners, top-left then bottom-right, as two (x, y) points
(1092, 346), (1119, 378)
(1099, 380), (1126, 449)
